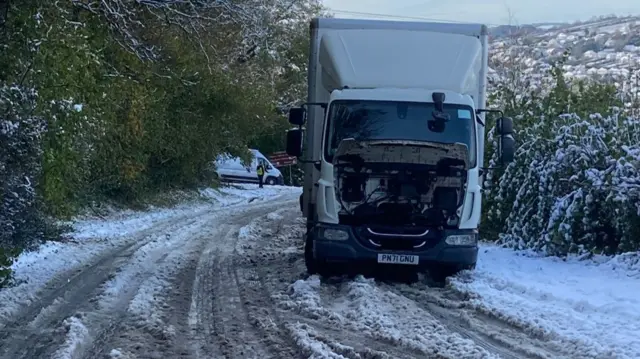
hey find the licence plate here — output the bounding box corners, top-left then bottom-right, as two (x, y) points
(377, 253), (419, 265)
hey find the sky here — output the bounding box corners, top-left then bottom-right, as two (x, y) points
(321, 0), (640, 26)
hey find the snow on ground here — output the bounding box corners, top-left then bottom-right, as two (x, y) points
(97, 212), (215, 307)
(0, 184), (300, 324)
(108, 349), (133, 359)
(52, 316), (90, 359)
(101, 211), (226, 346)
(450, 244), (640, 359)
(278, 275), (498, 359)
(285, 322), (368, 359)
(5, 182), (638, 358)
(235, 206), (291, 256)
(73, 184), (294, 240)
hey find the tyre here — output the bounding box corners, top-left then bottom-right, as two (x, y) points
(304, 233), (331, 277)
(304, 233), (317, 274)
(265, 176), (277, 185)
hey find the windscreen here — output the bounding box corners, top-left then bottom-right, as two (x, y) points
(323, 100), (477, 166)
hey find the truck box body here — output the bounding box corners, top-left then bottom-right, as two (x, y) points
(303, 18), (489, 226)
(318, 29), (484, 100)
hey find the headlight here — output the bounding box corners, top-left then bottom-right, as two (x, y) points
(445, 234), (477, 246)
(320, 228), (349, 241)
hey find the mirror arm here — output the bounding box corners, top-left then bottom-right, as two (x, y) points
(303, 102), (328, 110)
(475, 108), (506, 128)
(481, 166), (507, 171)
(476, 108), (504, 118)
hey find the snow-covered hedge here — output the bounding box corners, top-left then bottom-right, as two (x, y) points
(483, 65), (640, 256)
(0, 83), (50, 286)
(0, 0), (324, 287)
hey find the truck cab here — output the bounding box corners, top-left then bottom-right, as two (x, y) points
(286, 17), (515, 280)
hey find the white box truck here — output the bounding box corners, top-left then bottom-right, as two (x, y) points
(285, 17), (515, 280)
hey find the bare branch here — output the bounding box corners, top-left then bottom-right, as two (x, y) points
(69, 0), (322, 64)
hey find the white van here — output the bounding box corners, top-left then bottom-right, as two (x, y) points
(214, 149), (284, 185)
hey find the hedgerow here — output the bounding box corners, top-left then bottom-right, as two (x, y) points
(0, 0), (323, 286)
(483, 59), (640, 256)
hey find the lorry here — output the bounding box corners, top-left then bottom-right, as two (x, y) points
(285, 17), (515, 280)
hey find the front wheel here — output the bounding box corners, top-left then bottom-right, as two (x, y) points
(299, 194), (304, 213)
(304, 234), (331, 277)
(265, 176), (277, 185)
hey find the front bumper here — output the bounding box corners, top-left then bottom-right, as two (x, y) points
(310, 223), (478, 268)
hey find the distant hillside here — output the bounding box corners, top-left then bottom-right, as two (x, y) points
(489, 15), (640, 84)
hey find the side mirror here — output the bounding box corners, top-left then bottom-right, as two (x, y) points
(496, 117), (513, 135)
(266, 165), (273, 170)
(497, 116), (515, 164)
(286, 129), (303, 157)
(288, 107), (306, 126)
(499, 134), (515, 165)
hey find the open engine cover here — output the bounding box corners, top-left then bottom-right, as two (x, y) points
(334, 138), (470, 167)
(332, 139), (470, 228)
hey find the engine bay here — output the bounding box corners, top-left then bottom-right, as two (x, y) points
(332, 140), (470, 228)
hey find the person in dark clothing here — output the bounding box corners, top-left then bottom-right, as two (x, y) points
(256, 162), (265, 188)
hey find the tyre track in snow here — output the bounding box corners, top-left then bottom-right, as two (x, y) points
(232, 212), (311, 359)
(92, 224), (221, 359)
(287, 276), (498, 359)
(0, 210), (207, 359)
(250, 210), (579, 359)
(95, 198), (305, 359)
(242, 209), (436, 359)
(389, 280), (613, 359)
(388, 282), (563, 359)
(189, 202), (307, 359)
(188, 220), (276, 358)
(79, 212), (220, 359)
(0, 192), (296, 359)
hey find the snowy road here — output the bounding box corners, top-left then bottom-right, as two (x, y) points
(0, 185), (637, 359)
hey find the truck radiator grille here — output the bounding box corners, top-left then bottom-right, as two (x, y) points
(357, 226), (439, 251)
